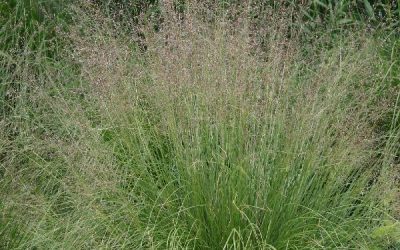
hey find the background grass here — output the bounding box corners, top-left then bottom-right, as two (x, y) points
(1, 0), (399, 249)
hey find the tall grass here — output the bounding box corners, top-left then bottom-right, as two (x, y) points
(1, 1), (399, 249)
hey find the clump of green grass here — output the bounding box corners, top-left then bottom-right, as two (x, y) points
(1, 2), (399, 249)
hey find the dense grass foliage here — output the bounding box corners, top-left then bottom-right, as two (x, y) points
(0, 0), (72, 119)
(1, 1), (399, 249)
